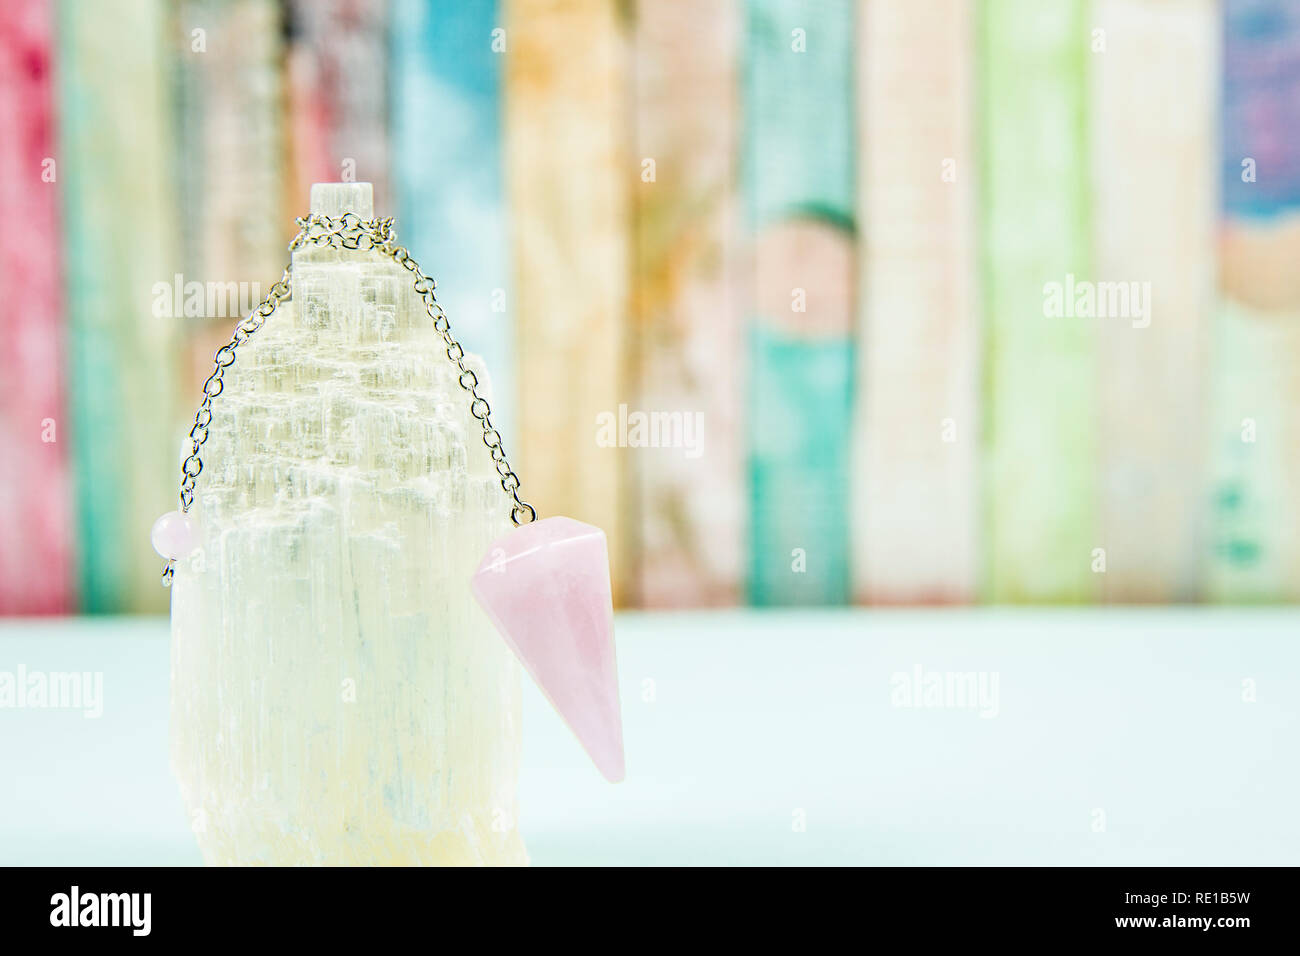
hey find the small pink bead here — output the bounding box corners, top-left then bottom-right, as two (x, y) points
(151, 510), (198, 560)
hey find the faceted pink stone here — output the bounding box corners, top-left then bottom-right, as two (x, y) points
(150, 510), (197, 560)
(472, 516), (625, 782)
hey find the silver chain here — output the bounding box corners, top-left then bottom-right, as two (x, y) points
(162, 212), (535, 586)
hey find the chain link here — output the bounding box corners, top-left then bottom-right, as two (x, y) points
(162, 213), (534, 586)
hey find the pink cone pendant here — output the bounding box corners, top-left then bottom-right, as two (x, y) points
(472, 516), (625, 783)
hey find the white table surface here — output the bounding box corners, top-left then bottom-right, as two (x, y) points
(1, 609), (1296, 866)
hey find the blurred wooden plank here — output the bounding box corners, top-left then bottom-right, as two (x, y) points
(58, 0), (178, 612)
(979, 0), (1094, 602)
(505, 0), (629, 602)
(391, 0), (514, 436)
(853, 0), (978, 604)
(172, 0), (286, 409)
(1091, 0), (1215, 601)
(1207, 300), (1300, 601)
(286, 0), (391, 213)
(630, 0), (742, 607)
(0, 0), (74, 613)
(1209, 0), (1300, 601)
(743, 0), (855, 606)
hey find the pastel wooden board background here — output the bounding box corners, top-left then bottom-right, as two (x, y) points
(57, 0), (178, 612)
(287, 0), (391, 213)
(1090, 0), (1215, 602)
(392, 0), (514, 438)
(172, 0), (286, 415)
(853, 0), (978, 605)
(0, 0), (73, 613)
(1208, 0), (1300, 601)
(0, 0), (1297, 612)
(743, 0), (855, 606)
(630, 0), (743, 607)
(505, 0), (629, 602)
(979, 0), (1095, 603)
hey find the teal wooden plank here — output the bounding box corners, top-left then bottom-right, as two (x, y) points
(747, 327), (852, 605)
(58, 0), (178, 612)
(742, 0), (855, 605)
(391, 0), (513, 438)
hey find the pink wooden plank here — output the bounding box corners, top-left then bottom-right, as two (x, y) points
(632, 0), (743, 606)
(0, 0), (74, 613)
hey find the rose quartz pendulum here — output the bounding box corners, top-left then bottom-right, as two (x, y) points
(472, 516), (625, 783)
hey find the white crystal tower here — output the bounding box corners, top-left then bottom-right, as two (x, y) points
(170, 183), (526, 865)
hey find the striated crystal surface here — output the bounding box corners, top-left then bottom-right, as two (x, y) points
(169, 182), (526, 865)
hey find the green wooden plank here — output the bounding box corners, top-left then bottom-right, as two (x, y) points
(980, 0), (1095, 602)
(58, 0), (178, 612)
